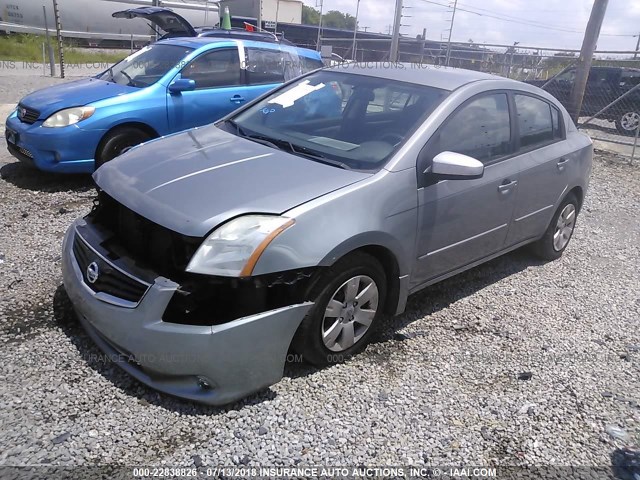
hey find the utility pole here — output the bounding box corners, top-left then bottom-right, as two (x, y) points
(351, 0), (361, 61)
(634, 33), (640, 59)
(52, 0), (64, 79)
(445, 0), (458, 66)
(389, 0), (403, 62)
(42, 6), (55, 77)
(257, 0), (262, 31)
(316, 0), (324, 51)
(568, 0), (609, 122)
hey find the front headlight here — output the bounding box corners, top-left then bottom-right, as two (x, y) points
(43, 107), (95, 128)
(186, 215), (295, 277)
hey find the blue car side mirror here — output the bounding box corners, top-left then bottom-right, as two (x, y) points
(169, 79), (196, 94)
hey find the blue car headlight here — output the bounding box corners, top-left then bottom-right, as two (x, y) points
(43, 107), (95, 128)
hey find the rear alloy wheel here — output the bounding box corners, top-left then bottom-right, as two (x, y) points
(96, 127), (151, 169)
(292, 252), (386, 367)
(615, 111), (640, 136)
(531, 193), (579, 261)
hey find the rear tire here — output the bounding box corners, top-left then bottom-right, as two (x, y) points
(531, 193), (579, 261)
(292, 252), (387, 367)
(615, 111), (640, 136)
(95, 127), (152, 169)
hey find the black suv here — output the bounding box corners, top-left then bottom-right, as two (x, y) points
(528, 66), (640, 135)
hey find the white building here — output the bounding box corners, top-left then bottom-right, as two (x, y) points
(220, 0), (303, 25)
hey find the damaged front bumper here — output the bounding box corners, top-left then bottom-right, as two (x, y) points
(61, 219), (313, 405)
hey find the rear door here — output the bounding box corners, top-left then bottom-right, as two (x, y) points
(167, 46), (247, 131)
(243, 46), (288, 103)
(506, 93), (572, 245)
(582, 67), (618, 116)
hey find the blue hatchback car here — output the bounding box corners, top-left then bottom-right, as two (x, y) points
(6, 12), (323, 173)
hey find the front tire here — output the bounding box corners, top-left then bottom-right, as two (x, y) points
(615, 111), (640, 136)
(292, 252), (387, 367)
(531, 193), (579, 261)
(95, 127), (152, 169)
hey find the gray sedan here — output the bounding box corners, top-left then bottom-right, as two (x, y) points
(62, 64), (592, 405)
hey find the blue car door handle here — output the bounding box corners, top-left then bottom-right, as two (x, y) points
(230, 95), (246, 103)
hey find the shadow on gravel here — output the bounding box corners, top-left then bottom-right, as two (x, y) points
(53, 247), (546, 413)
(372, 247), (546, 344)
(0, 161), (93, 193)
(611, 447), (640, 480)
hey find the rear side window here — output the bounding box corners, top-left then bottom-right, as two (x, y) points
(551, 106), (563, 140)
(245, 48), (285, 85)
(183, 49), (241, 89)
(428, 93), (511, 164)
(515, 94), (556, 148)
(301, 56), (324, 72)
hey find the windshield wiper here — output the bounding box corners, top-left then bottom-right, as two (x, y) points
(288, 144), (351, 170)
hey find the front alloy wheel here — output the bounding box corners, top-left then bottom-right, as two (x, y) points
(292, 252), (387, 367)
(322, 275), (379, 352)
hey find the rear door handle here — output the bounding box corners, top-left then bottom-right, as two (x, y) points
(230, 95), (246, 104)
(498, 180), (518, 193)
(557, 157), (570, 171)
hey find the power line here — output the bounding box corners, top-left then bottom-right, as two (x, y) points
(412, 0), (636, 37)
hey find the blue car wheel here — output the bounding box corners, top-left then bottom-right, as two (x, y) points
(96, 127), (153, 169)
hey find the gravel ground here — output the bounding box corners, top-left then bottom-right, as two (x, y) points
(0, 77), (639, 470)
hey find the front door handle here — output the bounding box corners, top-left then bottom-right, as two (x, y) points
(498, 180), (518, 194)
(557, 157), (570, 171)
(230, 95), (246, 104)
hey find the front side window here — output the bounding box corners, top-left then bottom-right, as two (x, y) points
(228, 71), (448, 170)
(426, 93), (511, 165)
(245, 48), (286, 85)
(182, 49), (241, 89)
(515, 94), (555, 148)
(555, 69), (575, 84)
(97, 44), (194, 88)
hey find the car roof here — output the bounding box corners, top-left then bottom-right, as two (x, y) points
(155, 36), (320, 58)
(326, 63), (514, 91)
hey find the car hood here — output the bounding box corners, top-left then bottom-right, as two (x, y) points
(20, 78), (133, 119)
(93, 126), (372, 237)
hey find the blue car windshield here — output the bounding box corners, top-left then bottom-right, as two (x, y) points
(229, 71), (448, 170)
(98, 44), (194, 88)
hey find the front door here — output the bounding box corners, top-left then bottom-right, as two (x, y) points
(167, 47), (247, 131)
(413, 92), (519, 287)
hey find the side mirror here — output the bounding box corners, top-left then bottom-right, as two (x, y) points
(429, 151), (484, 180)
(169, 78), (196, 94)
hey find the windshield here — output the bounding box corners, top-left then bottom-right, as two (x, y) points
(98, 44), (194, 88)
(229, 71), (448, 170)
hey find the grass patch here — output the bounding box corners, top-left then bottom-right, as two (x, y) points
(0, 34), (127, 64)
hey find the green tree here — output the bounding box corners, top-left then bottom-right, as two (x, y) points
(322, 10), (356, 29)
(302, 5), (321, 25)
(301, 6), (356, 30)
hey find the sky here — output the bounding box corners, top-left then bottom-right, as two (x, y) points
(300, 0), (640, 53)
